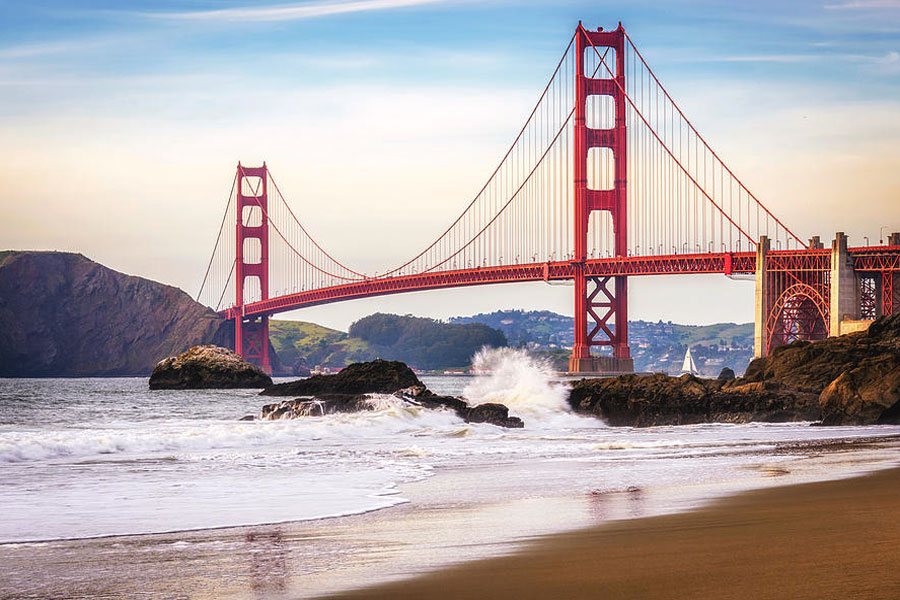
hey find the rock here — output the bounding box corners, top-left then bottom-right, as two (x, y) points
(262, 395), (373, 419)
(818, 353), (900, 425)
(261, 359), (421, 396)
(239, 415), (256, 421)
(718, 367), (736, 381)
(150, 345), (273, 390)
(465, 403), (525, 428)
(569, 313), (900, 427)
(569, 373), (818, 427)
(257, 359), (525, 428)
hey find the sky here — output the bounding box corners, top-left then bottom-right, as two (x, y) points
(1, 0), (899, 331)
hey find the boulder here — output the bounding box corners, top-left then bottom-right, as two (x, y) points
(465, 403), (525, 428)
(569, 373), (818, 427)
(717, 367), (736, 381)
(150, 345), (272, 390)
(261, 359), (420, 396)
(568, 313), (900, 427)
(262, 395), (372, 419)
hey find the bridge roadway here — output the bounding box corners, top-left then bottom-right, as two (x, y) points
(222, 246), (900, 321)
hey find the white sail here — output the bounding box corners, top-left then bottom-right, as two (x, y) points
(680, 347), (699, 375)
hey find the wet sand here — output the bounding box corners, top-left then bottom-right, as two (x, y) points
(2, 439), (898, 599)
(326, 465), (900, 600)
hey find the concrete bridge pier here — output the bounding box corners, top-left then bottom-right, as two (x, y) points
(752, 236), (770, 358)
(830, 232), (861, 336)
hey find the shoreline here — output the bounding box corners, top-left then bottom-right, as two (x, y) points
(323, 463), (900, 600)
(2, 433), (899, 598)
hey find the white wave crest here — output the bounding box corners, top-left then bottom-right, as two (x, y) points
(0, 398), (464, 464)
(463, 347), (596, 427)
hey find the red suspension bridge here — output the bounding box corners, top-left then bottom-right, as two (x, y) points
(197, 23), (900, 374)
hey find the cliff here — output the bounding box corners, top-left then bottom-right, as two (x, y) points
(569, 313), (900, 426)
(0, 251), (231, 377)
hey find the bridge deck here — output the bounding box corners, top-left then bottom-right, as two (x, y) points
(222, 247), (900, 320)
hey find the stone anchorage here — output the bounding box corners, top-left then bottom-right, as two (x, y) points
(150, 345), (273, 390)
(258, 359), (524, 428)
(569, 313), (900, 427)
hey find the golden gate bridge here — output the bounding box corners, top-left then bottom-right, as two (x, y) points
(197, 23), (900, 374)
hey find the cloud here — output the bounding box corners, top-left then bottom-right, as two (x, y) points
(0, 37), (116, 60)
(708, 54), (819, 63)
(824, 0), (900, 9)
(140, 0), (455, 23)
(875, 49), (900, 72)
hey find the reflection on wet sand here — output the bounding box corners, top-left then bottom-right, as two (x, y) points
(246, 529), (288, 596)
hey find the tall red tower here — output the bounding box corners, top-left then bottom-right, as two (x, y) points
(569, 23), (634, 374)
(235, 163), (272, 374)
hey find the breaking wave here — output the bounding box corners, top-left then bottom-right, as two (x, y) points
(463, 347), (597, 427)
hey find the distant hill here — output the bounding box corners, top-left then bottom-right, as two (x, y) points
(452, 309), (754, 375)
(349, 313), (507, 370)
(269, 313), (508, 371)
(268, 320), (373, 372)
(0, 251), (232, 377)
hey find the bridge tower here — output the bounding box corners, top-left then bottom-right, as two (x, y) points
(569, 23), (634, 374)
(234, 163), (272, 374)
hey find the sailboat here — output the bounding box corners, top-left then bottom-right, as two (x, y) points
(680, 346), (700, 375)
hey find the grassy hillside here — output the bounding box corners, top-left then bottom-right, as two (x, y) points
(667, 322), (754, 347)
(268, 320), (373, 369)
(269, 314), (508, 371)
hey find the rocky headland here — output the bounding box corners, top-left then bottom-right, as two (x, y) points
(569, 313), (900, 427)
(0, 251), (236, 377)
(259, 359), (524, 428)
(150, 345), (273, 390)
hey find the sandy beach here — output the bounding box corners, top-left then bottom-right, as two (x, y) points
(326, 465), (900, 600)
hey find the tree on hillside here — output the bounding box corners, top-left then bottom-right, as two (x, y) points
(349, 313), (507, 369)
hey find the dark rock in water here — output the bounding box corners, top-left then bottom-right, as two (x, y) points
(150, 345), (273, 390)
(569, 373), (818, 427)
(261, 359), (421, 396)
(465, 403), (525, 428)
(239, 415), (256, 421)
(569, 313), (900, 427)
(718, 367), (736, 381)
(257, 360), (525, 428)
(262, 394), (373, 419)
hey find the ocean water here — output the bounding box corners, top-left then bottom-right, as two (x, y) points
(1, 348), (899, 545)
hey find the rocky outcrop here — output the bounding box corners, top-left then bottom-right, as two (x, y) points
(570, 313), (900, 427)
(569, 373), (818, 427)
(259, 360), (524, 428)
(261, 359), (421, 396)
(0, 251), (233, 377)
(150, 345), (272, 390)
(464, 403), (524, 428)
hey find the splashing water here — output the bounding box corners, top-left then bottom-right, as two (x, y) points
(463, 347), (591, 426)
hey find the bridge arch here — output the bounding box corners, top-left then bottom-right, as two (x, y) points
(765, 283), (829, 355)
